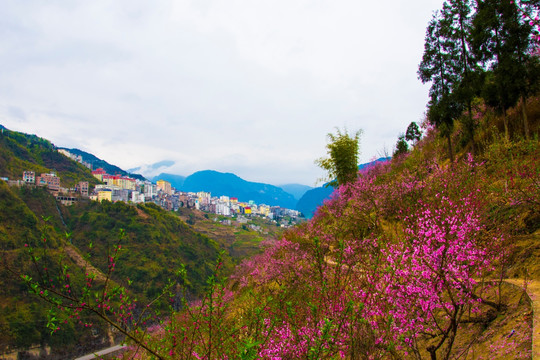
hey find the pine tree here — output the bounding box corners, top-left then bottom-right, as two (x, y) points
(394, 134), (409, 157)
(419, 11), (462, 161)
(405, 121), (422, 144)
(443, 0), (483, 153)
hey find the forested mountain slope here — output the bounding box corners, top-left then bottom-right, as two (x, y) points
(0, 138), (242, 358)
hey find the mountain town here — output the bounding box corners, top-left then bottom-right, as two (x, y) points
(1, 0), (540, 359)
(2, 148), (303, 227)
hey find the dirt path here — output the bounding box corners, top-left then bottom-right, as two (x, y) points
(64, 245), (106, 282)
(74, 344), (127, 360)
(505, 279), (540, 359)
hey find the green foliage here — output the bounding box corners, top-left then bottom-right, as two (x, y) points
(315, 127), (362, 187)
(0, 127), (98, 187)
(405, 122), (422, 143)
(63, 201), (231, 300)
(0, 181), (41, 250)
(393, 134), (409, 157)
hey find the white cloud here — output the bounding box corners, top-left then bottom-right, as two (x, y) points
(0, 0), (443, 185)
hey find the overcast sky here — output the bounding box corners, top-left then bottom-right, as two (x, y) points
(0, 0), (444, 186)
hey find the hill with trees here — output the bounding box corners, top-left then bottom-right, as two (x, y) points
(1, 0), (539, 358)
(0, 127), (100, 187)
(0, 132), (265, 358)
(79, 0), (538, 358)
(105, 98), (538, 359)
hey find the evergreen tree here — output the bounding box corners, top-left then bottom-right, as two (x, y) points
(419, 11), (462, 161)
(471, 0), (539, 139)
(443, 0), (482, 153)
(405, 121), (423, 144)
(394, 134), (409, 157)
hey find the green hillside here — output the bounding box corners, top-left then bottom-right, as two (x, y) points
(0, 182), (114, 357)
(0, 132), (247, 358)
(62, 200), (233, 299)
(0, 127), (99, 188)
(115, 97), (540, 360)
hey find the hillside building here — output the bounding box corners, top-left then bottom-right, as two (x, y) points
(156, 180), (172, 195)
(143, 182), (158, 199)
(103, 175), (136, 191)
(23, 171), (35, 184)
(92, 168), (136, 191)
(92, 168), (107, 182)
(97, 189), (112, 202)
(36, 173), (60, 192)
(76, 181), (89, 196)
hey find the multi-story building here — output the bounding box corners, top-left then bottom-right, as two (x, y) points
(156, 180), (172, 195)
(97, 190), (112, 202)
(92, 169), (136, 190)
(36, 173), (60, 192)
(219, 195), (230, 204)
(197, 192), (211, 206)
(76, 181), (89, 196)
(103, 175), (136, 191)
(92, 168), (107, 182)
(142, 181), (157, 199)
(131, 191), (145, 203)
(23, 171), (35, 184)
(258, 205), (271, 217)
(59, 149), (92, 169)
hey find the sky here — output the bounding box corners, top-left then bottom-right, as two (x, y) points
(0, 0), (445, 186)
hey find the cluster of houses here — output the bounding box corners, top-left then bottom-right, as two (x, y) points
(2, 149), (302, 222)
(90, 169), (302, 221)
(1, 170), (89, 206)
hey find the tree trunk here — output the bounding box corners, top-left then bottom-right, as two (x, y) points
(428, 346), (438, 360)
(442, 310), (461, 360)
(521, 96), (529, 140)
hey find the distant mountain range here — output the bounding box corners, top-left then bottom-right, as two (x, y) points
(4, 124), (386, 215)
(296, 186), (335, 219)
(152, 173), (186, 190)
(60, 147), (387, 215)
(277, 184), (313, 201)
(177, 170), (298, 209)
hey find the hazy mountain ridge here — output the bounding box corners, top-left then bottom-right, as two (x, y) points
(152, 173), (186, 189)
(181, 170), (297, 209)
(277, 183), (313, 200)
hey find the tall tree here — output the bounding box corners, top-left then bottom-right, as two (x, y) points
(471, 0), (539, 140)
(443, 0), (482, 153)
(419, 11), (462, 161)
